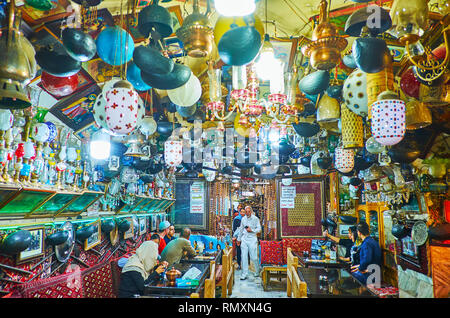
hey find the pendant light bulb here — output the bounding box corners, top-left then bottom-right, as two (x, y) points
(255, 35), (281, 81)
(214, 0), (256, 17)
(90, 129), (111, 160)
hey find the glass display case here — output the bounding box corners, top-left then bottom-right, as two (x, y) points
(369, 210), (379, 243)
(26, 192), (81, 218)
(55, 191), (102, 217)
(0, 188), (55, 217)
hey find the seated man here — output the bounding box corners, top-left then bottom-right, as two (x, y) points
(351, 222), (382, 285)
(164, 225), (175, 245)
(160, 227), (196, 266)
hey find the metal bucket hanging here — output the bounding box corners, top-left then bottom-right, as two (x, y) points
(341, 103), (364, 149)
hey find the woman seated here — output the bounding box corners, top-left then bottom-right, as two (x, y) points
(323, 226), (361, 265)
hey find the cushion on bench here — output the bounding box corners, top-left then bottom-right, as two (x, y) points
(260, 240), (284, 266)
(282, 238), (313, 264)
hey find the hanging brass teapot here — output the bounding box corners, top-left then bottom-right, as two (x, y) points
(176, 0), (214, 58)
(301, 0), (348, 71)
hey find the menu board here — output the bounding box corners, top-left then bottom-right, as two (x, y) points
(280, 185), (296, 209)
(173, 179), (207, 230)
(190, 182), (205, 214)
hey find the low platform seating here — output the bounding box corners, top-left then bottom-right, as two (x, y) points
(218, 246), (234, 298)
(286, 247), (299, 297)
(204, 261), (216, 298)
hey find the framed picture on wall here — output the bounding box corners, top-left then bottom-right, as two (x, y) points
(277, 178), (326, 238)
(172, 179), (208, 230)
(401, 236), (419, 260)
(84, 219), (101, 251)
(17, 226), (45, 264)
(139, 217), (147, 236)
(124, 217), (134, 239)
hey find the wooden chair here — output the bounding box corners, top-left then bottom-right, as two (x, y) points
(219, 246), (234, 298)
(292, 269), (308, 298)
(204, 260), (216, 298)
(286, 247), (298, 297)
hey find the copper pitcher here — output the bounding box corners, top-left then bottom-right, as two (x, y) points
(165, 267), (181, 286)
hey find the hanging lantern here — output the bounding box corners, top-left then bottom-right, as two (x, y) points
(400, 68), (421, 99)
(342, 69), (368, 117)
(405, 100), (432, 130)
(389, 0), (429, 40)
(164, 137), (183, 167)
(371, 91), (406, 146)
(96, 26), (134, 66)
(104, 80), (140, 135)
(316, 93), (340, 122)
(334, 146), (354, 173)
(167, 74), (202, 106)
(41, 71), (79, 97)
(366, 52), (394, 119)
(341, 103), (364, 149)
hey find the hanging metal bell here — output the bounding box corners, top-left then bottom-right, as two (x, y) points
(138, 0), (173, 39)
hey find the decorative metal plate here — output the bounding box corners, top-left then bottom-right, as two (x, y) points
(411, 220), (428, 246)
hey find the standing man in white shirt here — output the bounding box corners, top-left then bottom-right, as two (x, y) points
(236, 205), (261, 280)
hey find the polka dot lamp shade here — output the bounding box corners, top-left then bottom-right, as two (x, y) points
(343, 69), (368, 117)
(335, 146), (354, 173)
(104, 87), (140, 135)
(164, 139), (183, 167)
(371, 99), (406, 146)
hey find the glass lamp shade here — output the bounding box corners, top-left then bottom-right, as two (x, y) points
(214, 0), (256, 17)
(365, 136), (385, 154)
(334, 146), (354, 173)
(400, 68), (421, 99)
(405, 100), (432, 130)
(96, 27), (134, 66)
(371, 98), (406, 146)
(31, 123), (51, 143)
(232, 65), (247, 91)
(104, 86), (140, 135)
(342, 69), (368, 117)
(90, 130), (111, 160)
(164, 138), (183, 167)
(341, 103), (364, 149)
(139, 116), (157, 136)
(167, 74), (202, 106)
(389, 0), (429, 39)
(0, 109), (14, 131)
(317, 93), (340, 122)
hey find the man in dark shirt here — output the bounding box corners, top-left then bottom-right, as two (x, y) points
(232, 208), (245, 269)
(164, 225), (175, 245)
(351, 222), (382, 285)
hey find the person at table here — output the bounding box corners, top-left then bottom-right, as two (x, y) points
(232, 208), (245, 270)
(118, 240), (169, 298)
(160, 227), (197, 266)
(237, 205), (261, 280)
(351, 222), (382, 285)
(323, 226), (360, 263)
(158, 221), (171, 254)
(164, 225), (175, 245)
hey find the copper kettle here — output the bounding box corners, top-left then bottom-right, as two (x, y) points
(166, 267), (181, 286)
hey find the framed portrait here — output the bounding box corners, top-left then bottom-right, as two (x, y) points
(19, 0), (72, 26)
(168, 5), (183, 38)
(139, 217), (147, 236)
(164, 37), (185, 58)
(84, 220), (101, 251)
(17, 226), (45, 264)
(74, 122), (99, 142)
(123, 217), (134, 239)
(82, 58), (122, 85)
(49, 84), (101, 131)
(401, 236), (419, 260)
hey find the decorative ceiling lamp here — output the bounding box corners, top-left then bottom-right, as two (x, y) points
(391, 1), (449, 86)
(164, 132), (183, 168)
(0, 0), (33, 109)
(301, 0), (348, 71)
(316, 93), (340, 123)
(346, 5), (391, 74)
(405, 99), (432, 130)
(335, 146), (355, 174)
(104, 80), (140, 136)
(341, 103), (364, 149)
(40, 71), (79, 97)
(371, 91), (406, 146)
(342, 69), (368, 117)
(213, 0), (256, 17)
(206, 61), (229, 121)
(96, 26), (134, 66)
(138, 0), (173, 39)
(176, 0), (214, 58)
(167, 73), (202, 107)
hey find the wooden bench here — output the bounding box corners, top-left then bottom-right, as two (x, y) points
(292, 268), (307, 298)
(261, 266), (287, 291)
(204, 261), (216, 298)
(218, 246), (234, 298)
(286, 247), (299, 297)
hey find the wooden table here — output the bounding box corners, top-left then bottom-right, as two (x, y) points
(295, 252), (348, 269)
(180, 251), (221, 265)
(143, 262), (210, 298)
(297, 267), (378, 298)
